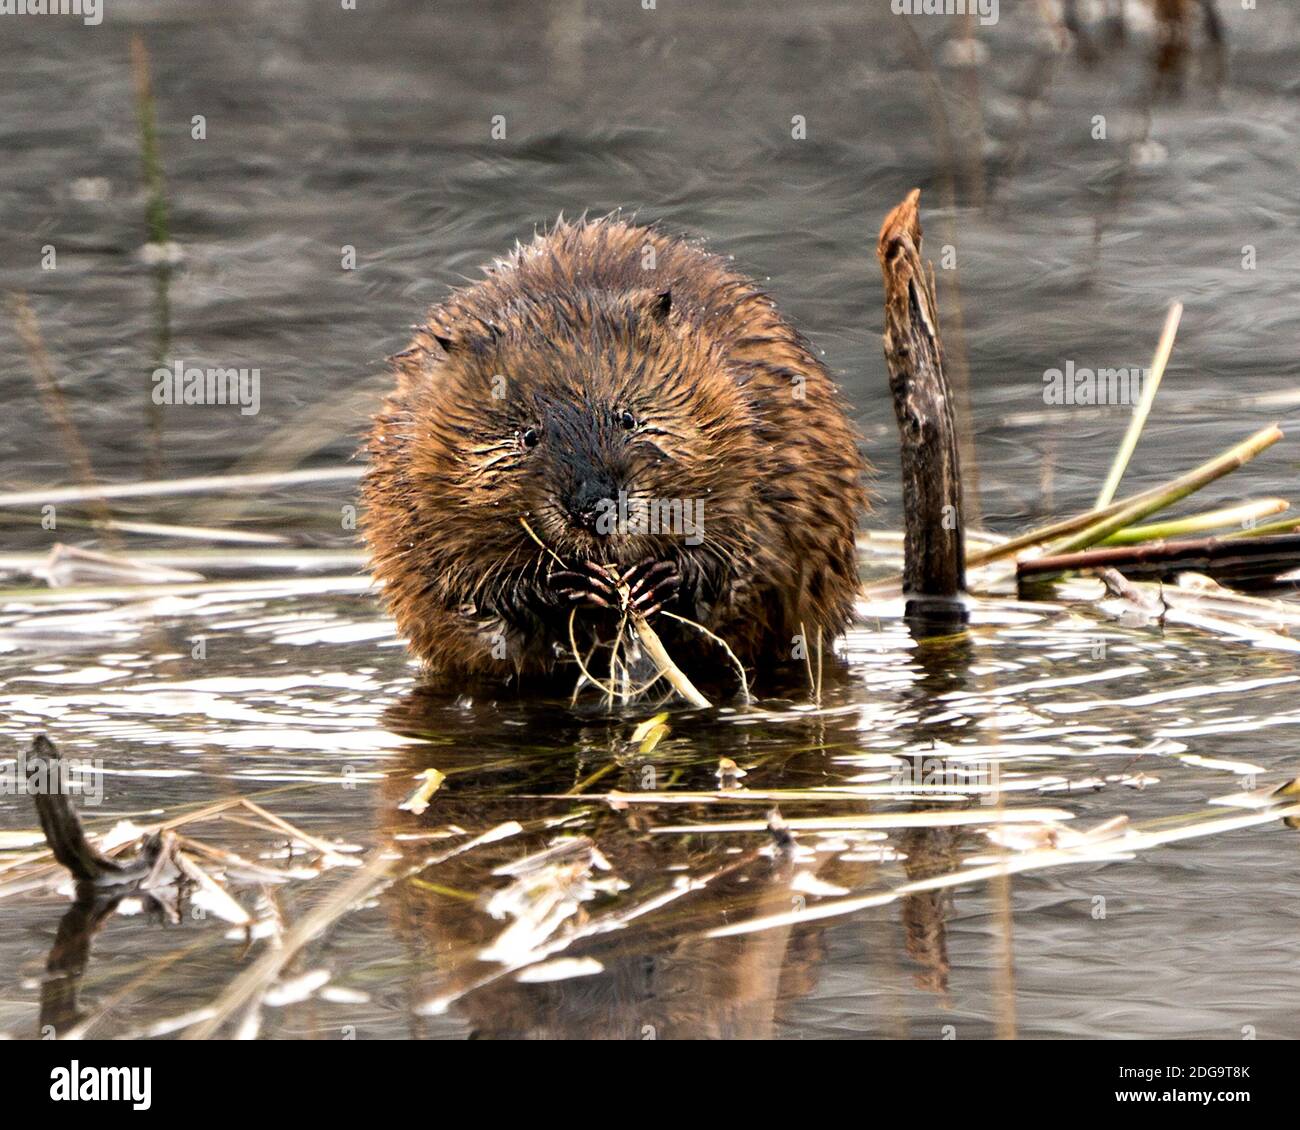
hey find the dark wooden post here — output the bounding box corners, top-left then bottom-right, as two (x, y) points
(877, 190), (967, 630)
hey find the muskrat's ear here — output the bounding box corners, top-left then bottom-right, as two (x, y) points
(626, 289), (673, 325)
(434, 321), (502, 354)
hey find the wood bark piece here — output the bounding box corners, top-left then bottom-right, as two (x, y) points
(1018, 532), (1300, 583)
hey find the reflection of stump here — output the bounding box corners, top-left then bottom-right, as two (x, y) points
(900, 890), (950, 996)
(877, 191), (967, 633)
(40, 894), (123, 1037)
(892, 603), (975, 1001)
(898, 826), (959, 998)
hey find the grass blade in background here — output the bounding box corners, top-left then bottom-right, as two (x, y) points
(1103, 498), (1289, 545)
(1095, 300), (1182, 508)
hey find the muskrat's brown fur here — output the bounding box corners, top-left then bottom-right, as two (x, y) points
(362, 216), (868, 686)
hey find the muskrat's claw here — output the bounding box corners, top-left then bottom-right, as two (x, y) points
(548, 566), (618, 611)
(626, 559), (675, 592)
(625, 560), (682, 618)
(551, 559), (677, 616)
(581, 560), (621, 588)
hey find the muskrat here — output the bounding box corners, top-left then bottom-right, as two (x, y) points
(362, 216), (868, 685)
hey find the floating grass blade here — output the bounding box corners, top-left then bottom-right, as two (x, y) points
(702, 802), (1300, 940)
(0, 547), (364, 579)
(0, 573), (371, 604)
(0, 466), (363, 510)
(0, 510), (290, 544)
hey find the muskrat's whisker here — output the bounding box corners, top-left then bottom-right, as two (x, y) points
(527, 547), (551, 589)
(473, 540), (529, 606)
(695, 534), (743, 578)
(518, 516), (568, 570)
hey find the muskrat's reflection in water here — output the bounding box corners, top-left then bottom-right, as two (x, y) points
(377, 653), (976, 1039)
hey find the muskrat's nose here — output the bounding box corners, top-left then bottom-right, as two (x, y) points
(566, 476), (618, 531)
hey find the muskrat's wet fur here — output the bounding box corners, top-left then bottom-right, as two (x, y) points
(362, 216), (868, 686)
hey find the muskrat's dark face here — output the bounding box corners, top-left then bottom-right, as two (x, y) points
(409, 291), (761, 590)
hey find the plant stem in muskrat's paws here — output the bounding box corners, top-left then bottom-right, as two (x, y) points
(581, 560), (711, 709)
(597, 562), (738, 707)
(595, 563), (711, 709)
(519, 516), (709, 707)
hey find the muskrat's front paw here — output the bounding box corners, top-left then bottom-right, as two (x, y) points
(548, 561), (620, 611)
(623, 558), (682, 618)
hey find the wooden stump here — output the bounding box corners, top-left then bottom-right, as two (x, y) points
(877, 189), (967, 630)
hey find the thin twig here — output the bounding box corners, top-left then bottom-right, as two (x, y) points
(1018, 532), (1300, 583)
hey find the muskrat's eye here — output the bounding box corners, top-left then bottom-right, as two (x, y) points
(519, 428), (540, 450)
(620, 410), (637, 431)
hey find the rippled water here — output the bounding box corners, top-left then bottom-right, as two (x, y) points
(2, 1), (1300, 1040)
